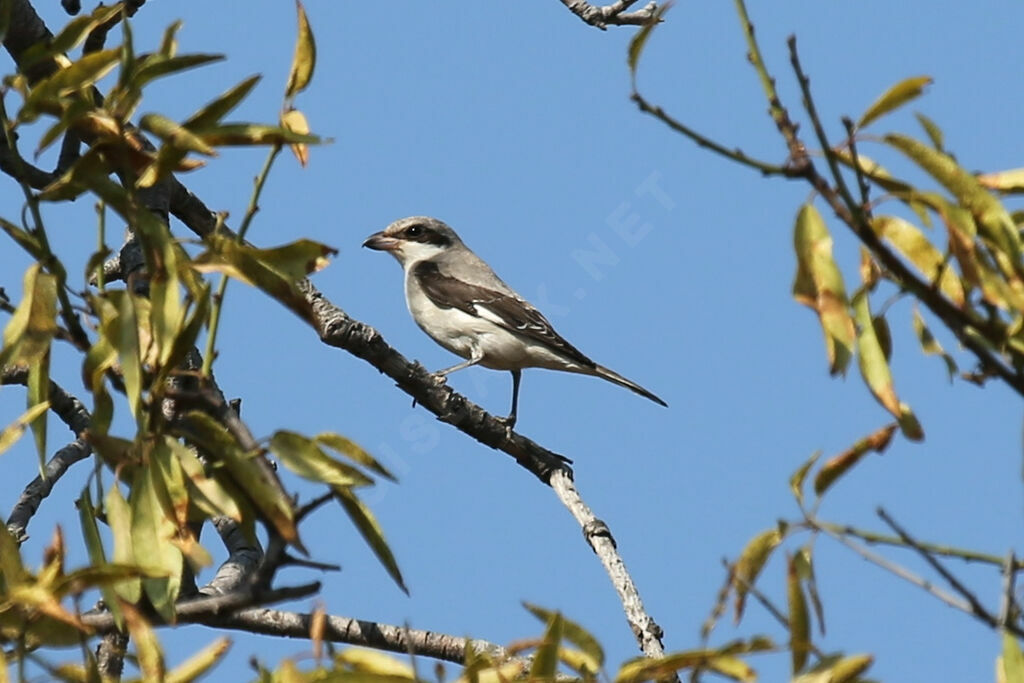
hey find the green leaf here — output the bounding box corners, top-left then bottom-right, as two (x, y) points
(626, 3), (670, 88)
(792, 204), (856, 376)
(852, 292), (923, 440)
(175, 411), (302, 551)
(105, 484), (142, 604)
(1002, 632), (1024, 683)
(192, 236), (337, 326)
(857, 75), (932, 129)
(140, 113), (216, 155)
(530, 612), (563, 681)
(285, 1), (316, 99)
(616, 650), (755, 683)
(133, 54), (224, 90)
(183, 75), (261, 129)
(524, 603), (604, 673)
(195, 122), (322, 147)
(732, 528), (782, 622)
(915, 112), (944, 151)
(129, 464), (182, 622)
(124, 603), (165, 682)
(19, 4), (122, 67)
(269, 430), (374, 488)
(789, 450), (820, 507)
(787, 554), (810, 675)
(315, 432), (395, 481)
(334, 488), (406, 594)
(76, 488), (125, 630)
(0, 524), (27, 587)
(814, 424), (898, 497)
(21, 48), (121, 122)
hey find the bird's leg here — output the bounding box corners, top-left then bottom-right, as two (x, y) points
(434, 356), (481, 379)
(499, 369), (521, 429)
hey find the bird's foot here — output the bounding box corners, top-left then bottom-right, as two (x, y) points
(431, 372), (449, 386)
(495, 414), (517, 432)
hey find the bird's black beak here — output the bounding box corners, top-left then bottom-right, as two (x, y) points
(362, 231), (399, 251)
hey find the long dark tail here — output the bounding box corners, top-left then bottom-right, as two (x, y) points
(588, 364), (668, 407)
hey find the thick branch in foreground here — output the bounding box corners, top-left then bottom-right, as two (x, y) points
(190, 608), (513, 667)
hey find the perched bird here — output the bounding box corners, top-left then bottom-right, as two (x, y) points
(363, 216), (667, 427)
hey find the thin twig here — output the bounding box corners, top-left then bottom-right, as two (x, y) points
(876, 507), (1000, 628)
(1000, 552), (1017, 629)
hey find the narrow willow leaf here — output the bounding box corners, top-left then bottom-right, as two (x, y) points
(885, 133), (1022, 267)
(77, 489), (125, 630)
(315, 432), (395, 481)
(912, 306), (957, 381)
(792, 654), (873, 683)
(732, 528), (782, 622)
(792, 204), (856, 375)
(524, 603), (604, 673)
(857, 75), (932, 129)
(192, 236), (336, 325)
(269, 430), (373, 488)
(19, 5), (122, 67)
(789, 451), (820, 508)
(105, 485), (141, 604)
(334, 488), (406, 593)
(978, 168), (1024, 195)
(616, 650), (754, 683)
(183, 75), (262, 129)
(165, 637), (231, 683)
(793, 547), (825, 636)
(833, 149), (913, 194)
(21, 48), (121, 121)
(111, 290), (143, 418)
(176, 411), (301, 551)
(133, 54), (224, 90)
(285, 1), (316, 99)
(335, 648), (416, 678)
(124, 603), (165, 682)
(626, 3), (671, 86)
(814, 424), (898, 497)
(787, 555), (810, 674)
(140, 113), (216, 156)
(530, 612), (563, 681)
(915, 112), (944, 151)
(129, 465), (182, 622)
(872, 215), (965, 307)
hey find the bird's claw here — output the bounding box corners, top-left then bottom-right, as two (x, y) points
(495, 415), (517, 432)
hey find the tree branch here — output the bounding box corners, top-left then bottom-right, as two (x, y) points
(559, 0), (659, 29)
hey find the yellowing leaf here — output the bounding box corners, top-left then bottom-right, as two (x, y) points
(285, 1), (316, 99)
(814, 424), (898, 497)
(787, 555), (810, 674)
(530, 612), (563, 681)
(1002, 632), (1024, 683)
(335, 648), (415, 678)
(733, 528), (782, 622)
(792, 654), (873, 683)
(0, 401), (49, 456)
(872, 215), (965, 307)
(915, 112), (944, 151)
(627, 3), (671, 87)
(281, 108), (311, 167)
(129, 465), (182, 622)
(789, 450), (820, 507)
(912, 306), (957, 381)
(183, 75), (262, 129)
(885, 133), (1022, 267)
(106, 484), (142, 604)
(792, 204), (856, 375)
(166, 637), (231, 683)
(315, 432), (395, 481)
(124, 603), (165, 682)
(979, 168), (1024, 195)
(857, 75), (932, 129)
(616, 650), (754, 683)
(524, 603), (603, 673)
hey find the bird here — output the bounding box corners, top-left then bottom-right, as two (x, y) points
(362, 216), (667, 428)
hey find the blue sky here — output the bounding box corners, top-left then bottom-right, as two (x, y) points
(1, 1), (1023, 680)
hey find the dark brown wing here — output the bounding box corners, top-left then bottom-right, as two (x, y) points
(412, 261), (595, 368)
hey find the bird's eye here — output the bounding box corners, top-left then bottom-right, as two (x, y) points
(405, 225), (424, 237)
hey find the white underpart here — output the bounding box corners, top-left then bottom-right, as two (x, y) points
(403, 269), (586, 372)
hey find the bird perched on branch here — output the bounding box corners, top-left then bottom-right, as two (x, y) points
(363, 216), (667, 427)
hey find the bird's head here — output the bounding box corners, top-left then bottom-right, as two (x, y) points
(362, 216), (461, 266)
